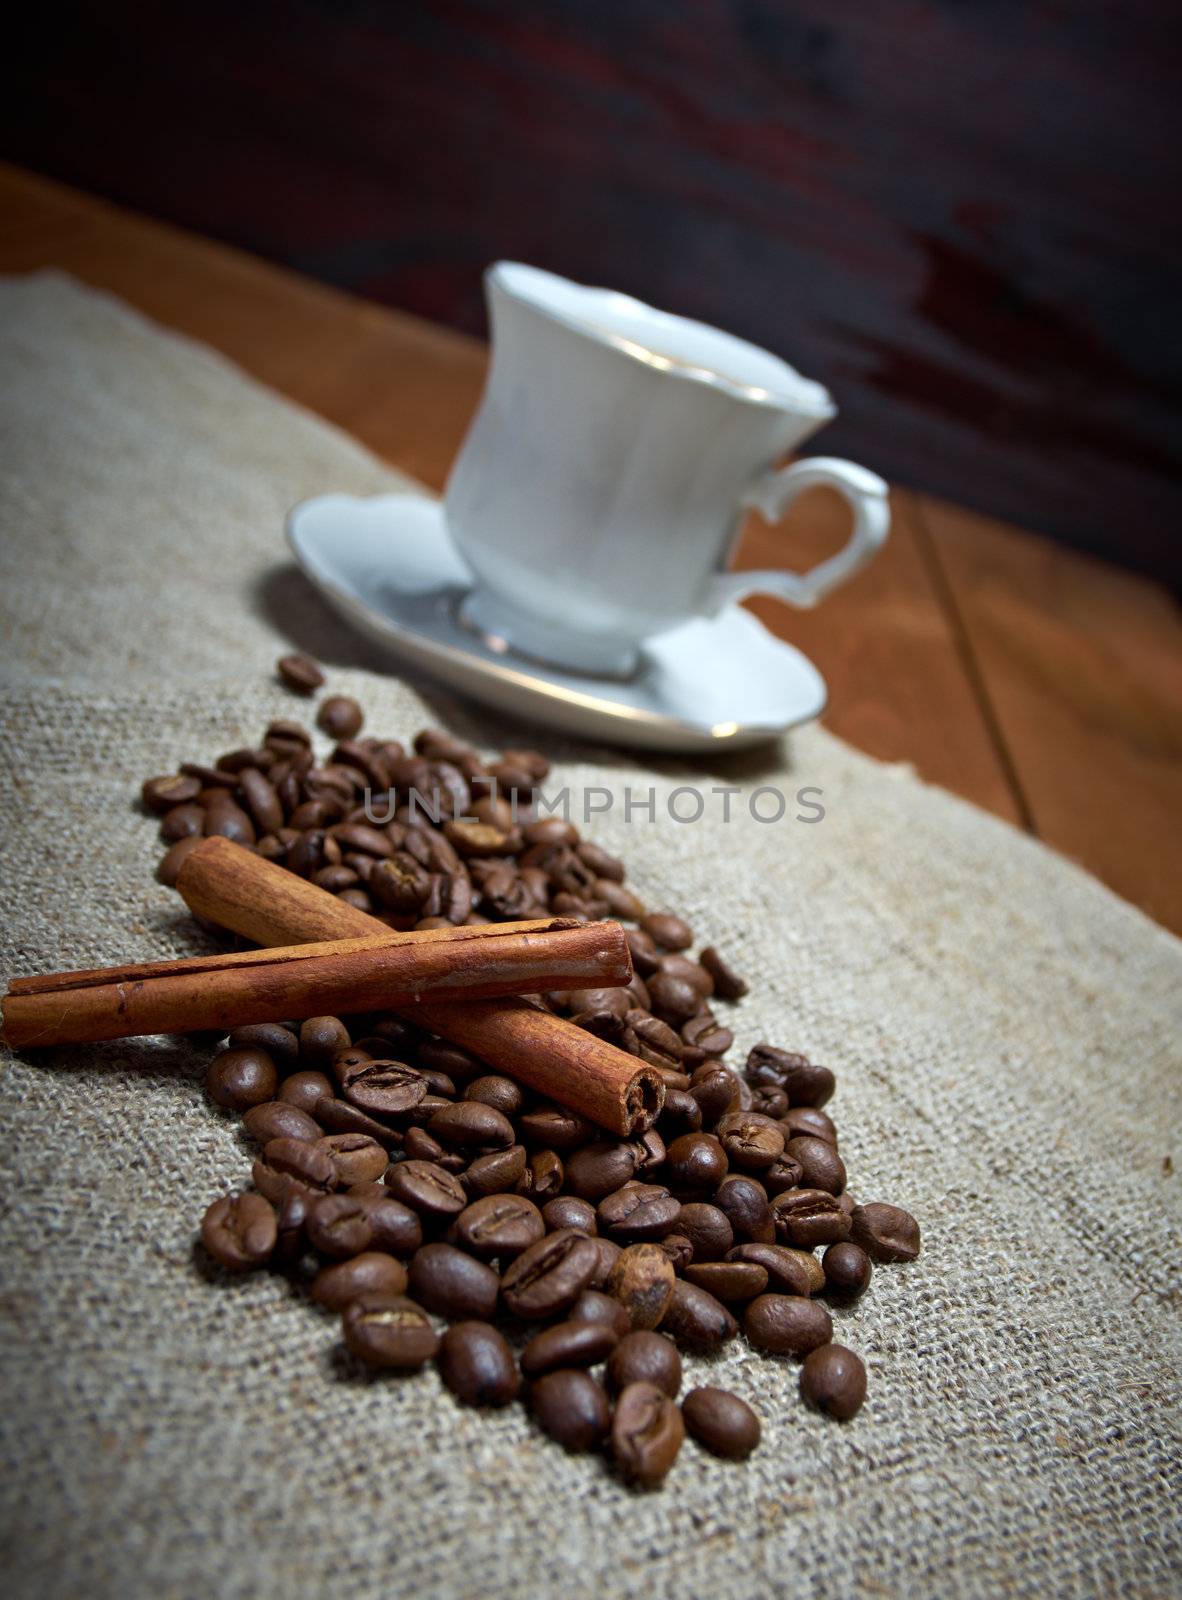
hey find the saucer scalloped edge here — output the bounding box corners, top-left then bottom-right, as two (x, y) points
(286, 493), (827, 754)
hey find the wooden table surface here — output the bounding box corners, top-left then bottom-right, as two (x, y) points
(3, 162), (1180, 934)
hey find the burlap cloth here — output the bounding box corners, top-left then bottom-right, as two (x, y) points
(1, 273), (1179, 1600)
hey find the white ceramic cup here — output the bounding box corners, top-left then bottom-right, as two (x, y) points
(445, 262), (890, 676)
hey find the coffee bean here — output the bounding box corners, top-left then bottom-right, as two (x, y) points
(800, 1343), (866, 1420)
(312, 1252), (408, 1310)
(566, 986), (631, 1020)
(273, 1183), (313, 1261)
(745, 1044), (835, 1108)
(299, 1016), (351, 1068)
(161, 801), (205, 841)
(342, 1293), (438, 1370)
(429, 1100), (515, 1151)
(403, 1126), (445, 1162)
(519, 816), (574, 847)
(347, 1187), (422, 1254)
(157, 835), (205, 886)
(254, 1137), (336, 1200)
(624, 926), (661, 976)
(822, 1241), (873, 1300)
(657, 1088), (702, 1138)
(781, 1106), (838, 1146)
(345, 1062), (428, 1117)
(762, 1155), (805, 1197)
(501, 1230), (601, 1319)
(385, 1159), (467, 1219)
(713, 1175), (775, 1244)
(527, 1150), (563, 1198)
(521, 1319), (619, 1378)
(306, 1193), (374, 1258)
(201, 1192), (277, 1270)
(605, 1331), (681, 1398)
(785, 1135), (847, 1195)
(597, 1182), (681, 1243)
(437, 1321), (520, 1407)
(849, 1202), (921, 1263)
(688, 1068), (739, 1127)
(203, 793), (256, 846)
(242, 1101), (321, 1145)
(542, 1196), (598, 1234)
(531, 1369), (612, 1453)
(640, 913), (693, 952)
(772, 1189), (852, 1248)
(316, 1132), (388, 1187)
(142, 773), (203, 813)
(563, 1140), (640, 1201)
(278, 1070), (334, 1115)
(408, 1243), (500, 1320)
(715, 1111), (785, 1172)
(750, 1083), (790, 1118)
(626, 1010), (685, 1072)
(673, 1201), (731, 1262)
(568, 1288), (632, 1340)
(223, 1023), (298, 1072)
(318, 695), (364, 740)
(264, 718), (313, 750)
(612, 1381), (685, 1485)
(587, 1235), (623, 1289)
(454, 1194), (545, 1260)
(680, 1013), (733, 1058)
(463, 1144), (528, 1198)
(744, 1294), (833, 1358)
(277, 653), (325, 694)
(463, 1075), (525, 1117)
(657, 953), (713, 998)
(238, 768), (283, 835)
(332, 1048), (374, 1089)
(698, 947), (748, 1001)
(727, 1242), (816, 1297)
(315, 1096), (400, 1148)
(647, 972), (700, 1023)
(658, 1233), (693, 1273)
(664, 1133), (727, 1197)
(658, 1280), (737, 1351)
(331, 822), (394, 859)
(606, 1243), (676, 1331)
(681, 1387), (760, 1459)
(518, 1105), (596, 1153)
(207, 1047), (278, 1111)
(684, 1261), (768, 1303)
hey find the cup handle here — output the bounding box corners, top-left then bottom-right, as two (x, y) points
(708, 456), (890, 611)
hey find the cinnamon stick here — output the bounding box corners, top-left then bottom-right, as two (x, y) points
(175, 837), (665, 1136)
(1, 918), (631, 1051)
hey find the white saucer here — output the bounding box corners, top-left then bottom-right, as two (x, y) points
(285, 494), (827, 754)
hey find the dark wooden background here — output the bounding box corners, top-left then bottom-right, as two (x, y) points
(6, 0), (1181, 583)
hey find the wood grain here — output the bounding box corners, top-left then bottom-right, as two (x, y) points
(734, 485), (1023, 823)
(913, 494), (1182, 930)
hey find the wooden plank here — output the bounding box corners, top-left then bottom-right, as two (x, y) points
(733, 487), (1024, 823)
(914, 493), (1182, 933)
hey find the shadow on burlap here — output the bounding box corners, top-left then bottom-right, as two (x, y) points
(1, 275), (1179, 1600)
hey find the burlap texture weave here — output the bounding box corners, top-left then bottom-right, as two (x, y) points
(1, 274), (1179, 1600)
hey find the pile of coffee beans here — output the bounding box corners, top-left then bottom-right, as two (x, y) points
(143, 653), (921, 1485)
